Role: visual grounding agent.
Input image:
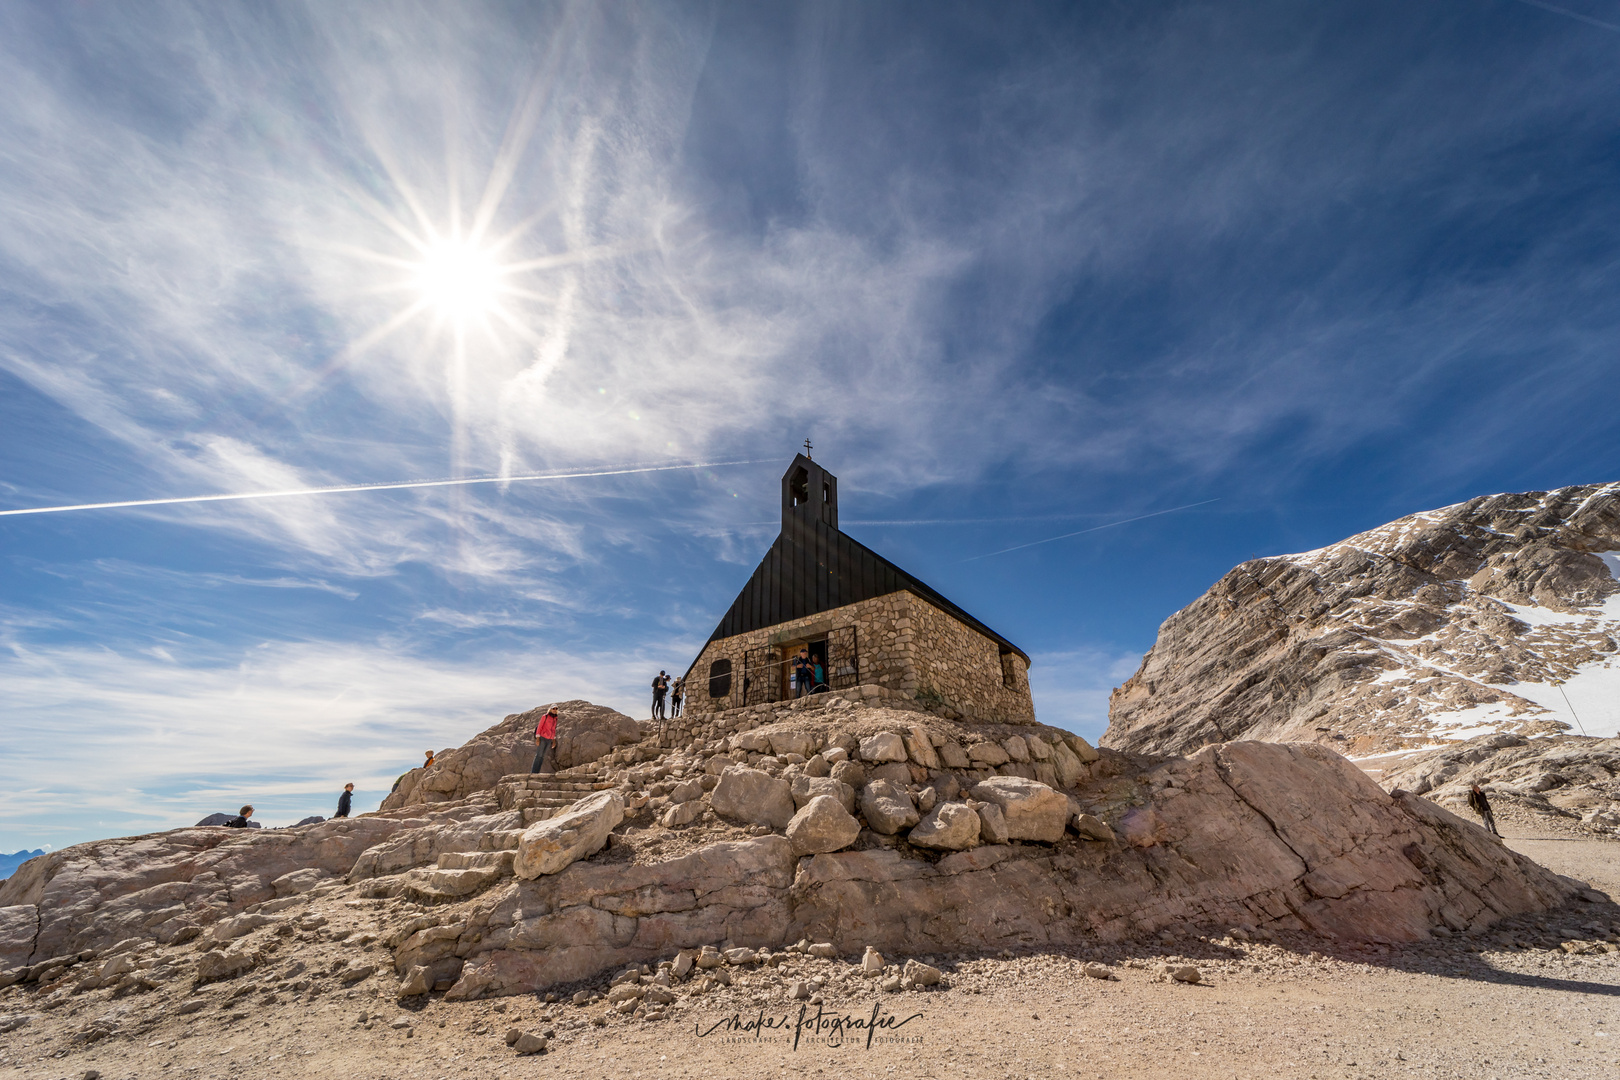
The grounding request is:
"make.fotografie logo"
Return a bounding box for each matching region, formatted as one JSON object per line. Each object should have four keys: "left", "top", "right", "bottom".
{"left": 695, "top": 1001, "right": 925, "bottom": 1050}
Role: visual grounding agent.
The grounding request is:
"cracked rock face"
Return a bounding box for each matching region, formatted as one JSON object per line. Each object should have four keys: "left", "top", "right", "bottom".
{"left": 0, "top": 695, "right": 1590, "bottom": 1004}
{"left": 1104, "top": 482, "right": 1620, "bottom": 757}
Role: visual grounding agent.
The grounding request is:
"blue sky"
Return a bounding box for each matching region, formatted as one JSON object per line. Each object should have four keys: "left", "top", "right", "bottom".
{"left": 3, "top": 0, "right": 1619, "bottom": 851}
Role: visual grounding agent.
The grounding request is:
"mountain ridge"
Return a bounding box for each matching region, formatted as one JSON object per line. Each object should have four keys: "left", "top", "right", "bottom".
{"left": 1102, "top": 482, "right": 1620, "bottom": 757}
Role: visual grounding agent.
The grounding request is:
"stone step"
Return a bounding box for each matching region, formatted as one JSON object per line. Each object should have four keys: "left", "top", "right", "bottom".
{"left": 478, "top": 830, "right": 525, "bottom": 851}
{"left": 437, "top": 850, "right": 517, "bottom": 872}
{"left": 521, "top": 807, "right": 559, "bottom": 825}
{"left": 400, "top": 865, "right": 503, "bottom": 903}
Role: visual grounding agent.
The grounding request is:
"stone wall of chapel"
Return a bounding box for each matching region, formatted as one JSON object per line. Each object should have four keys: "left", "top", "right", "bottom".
{"left": 680, "top": 589, "right": 1034, "bottom": 727}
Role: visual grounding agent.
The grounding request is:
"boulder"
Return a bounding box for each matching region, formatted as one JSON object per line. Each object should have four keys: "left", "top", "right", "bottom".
{"left": 1071, "top": 814, "right": 1116, "bottom": 843}
{"left": 669, "top": 779, "right": 704, "bottom": 804}
{"left": 859, "top": 733, "right": 908, "bottom": 763}
{"left": 975, "top": 801, "right": 1009, "bottom": 844}
{"left": 768, "top": 730, "right": 817, "bottom": 758}
{"left": 790, "top": 775, "right": 857, "bottom": 813}
{"left": 829, "top": 760, "right": 867, "bottom": 790}
{"left": 1067, "top": 735, "right": 1100, "bottom": 763}
{"left": 859, "top": 780, "right": 920, "bottom": 835}
{"left": 661, "top": 802, "right": 703, "bottom": 828}
{"left": 969, "top": 777, "right": 1070, "bottom": 842}
{"left": 1002, "top": 736, "right": 1030, "bottom": 763}
{"left": 514, "top": 791, "right": 625, "bottom": 879}
{"left": 711, "top": 767, "right": 796, "bottom": 829}
{"left": 381, "top": 700, "right": 645, "bottom": 811}
{"left": 907, "top": 803, "right": 980, "bottom": 851}
{"left": 903, "top": 727, "right": 941, "bottom": 770}
{"left": 785, "top": 796, "right": 862, "bottom": 856}
{"left": 901, "top": 959, "right": 942, "bottom": 988}
{"left": 968, "top": 741, "right": 1010, "bottom": 766}
{"left": 938, "top": 741, "right": 970, "bottom": 768}
{"left": 1049, "top": 741, "right": 1086, "bottom": 788}
{"left": 195, "top": 947, "right": 259, "bottom": 983}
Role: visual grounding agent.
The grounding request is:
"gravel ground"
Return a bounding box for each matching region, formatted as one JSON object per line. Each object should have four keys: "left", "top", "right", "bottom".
{"left": 3, "top": 838, "right": 1617, "bottom": 1080}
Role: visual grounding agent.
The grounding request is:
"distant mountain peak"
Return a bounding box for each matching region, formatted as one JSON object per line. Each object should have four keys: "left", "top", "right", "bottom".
{"left": 1102, "top": 482, "right": 1620, "bottom": 756}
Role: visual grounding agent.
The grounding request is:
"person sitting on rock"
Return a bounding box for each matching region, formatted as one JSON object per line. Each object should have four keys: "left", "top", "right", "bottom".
{"left": 531, "top": 705, "right": 559, "bottom": 774}
{"left": 226, "top": 805, "right": 254, "bottom": 828}
{"left": 335, "top": 783, "right": 354, "bottom": 819}
{"left": 1467, "top": 783, "right": 1500, "bottom": 837}
{"left": 423, "top": 749, "right": 435, "bottom": 769}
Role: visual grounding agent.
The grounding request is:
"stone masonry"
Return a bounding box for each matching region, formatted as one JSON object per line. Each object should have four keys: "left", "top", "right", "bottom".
{"left": 682, "top": 589, "right": 1034, "bottom": 726}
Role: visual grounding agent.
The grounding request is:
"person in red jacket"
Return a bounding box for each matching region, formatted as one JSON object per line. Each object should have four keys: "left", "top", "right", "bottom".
{"left": 531, "top": 706, "right": 559, "bottom": 774}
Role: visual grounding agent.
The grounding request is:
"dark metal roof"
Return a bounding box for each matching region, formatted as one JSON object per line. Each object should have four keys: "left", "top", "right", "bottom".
{"left": 696, "top": 455, "right": 1029, "bottom": 664}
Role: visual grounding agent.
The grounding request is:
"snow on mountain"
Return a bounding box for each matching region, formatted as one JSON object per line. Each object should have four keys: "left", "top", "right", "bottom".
{"left": 1103, "top": 483, "right": 1620, "bottom": 756}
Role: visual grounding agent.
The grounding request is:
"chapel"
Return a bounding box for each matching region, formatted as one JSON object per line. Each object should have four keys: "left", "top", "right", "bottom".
{"left": 681, "top": 454, "right": 1035, "bottom": 724}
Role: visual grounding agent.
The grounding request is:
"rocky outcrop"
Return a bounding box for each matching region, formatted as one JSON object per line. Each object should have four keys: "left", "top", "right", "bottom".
{"left": 437, "top": 740, "right": 1582, "bottom": 999}
{"left": 383, "top": 700, "right": 645, "bottom": 811}
{"left": 1377, "top": 733, "right": 1620, "bottom": 834}
{"left": 514, "top": 791, "right": 624, "bottom": 878}
{"left": 1105, "top": 482, "right": 1620, "bottom": 756}
{"left": 0, "top": 694, "right": 1596, "bottom": 1007}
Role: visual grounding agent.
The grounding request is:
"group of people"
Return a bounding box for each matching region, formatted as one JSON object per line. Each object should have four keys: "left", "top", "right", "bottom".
{"left": 651, "top": 672, "right": 685, "bottom": 720}
{"left": 791, "top": 646, "right": 829, "bottom": 697}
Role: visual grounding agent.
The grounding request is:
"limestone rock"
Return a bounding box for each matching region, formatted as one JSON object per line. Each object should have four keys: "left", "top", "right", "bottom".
{"left": 786, "top": 796, "right": 863, "bottom": 856}
{"left": 859, "top": 733, "right": 908, "bottom": 763}
{"left": 768, "top": 730, "right": 817, "bottom": 758}
{"left": 907, "top": 803, "right": 980, "bottom": 851}
{"left": 398, "top": 965, "right": 431, "bottom": 997}
{"left": 195, "top": 948, "right": 258, "bottom": 983}
{"left": 1049, "top": 741, "right": 1086, "bottom": 788}
{"left": 1082, "top": 962, "right": 1114, "bottom": 980}
{"left": 904, "top": 727, "right": 941, "bottom": 770}
{"left": 969, "top": 777, "right": 1069, "bottom": 843}
{"left": 1103, "top": 484, "right": 1620, "bottom": 756}
{"left": 975, "top": 801, "right": 1009, "bottom": 844}
{"left": 514, "top": 791, "right": 625, "bottom": 879}
{"left": 1071, "top": 814, "right": 1115, "bottom": 843}
{"left": 661, "top": 801, "right": 703, "bottom": 828}
{"left": 859, "top": 780, "right": 920, "bottom": 835}
{"left": 901, "top": 959, "right": 941, "bottom": 988}
{"left": 968, "top": 741, "right": 1009, "bottom": 766}
{"left": 1066, "top": 735, "right": 1100, "bottom": 763}
{"left": 789, "top": 775, "right": 857, "bottom": 813}
{"left": 860, "top": 946, "right": 884, "bottom": 975}
{"left": 1161, "top": 963, "right": 1202, "bottom": 984}
{"left": 383, "top": 699, "right": 645, "bottom": 810}
{"left": 1002, "top": 736, "right": 1030, "bottom": 763}
{"left": 711, "top": 766, "right": 796, "bottom": 829}
{"left": 938, "top": 741, "right": 970, "bottom": 768}
{"left": 829, "top": 760, "right": 867, "bottom": 790}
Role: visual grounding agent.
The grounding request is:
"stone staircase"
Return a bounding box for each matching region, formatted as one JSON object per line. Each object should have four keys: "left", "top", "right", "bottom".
{"left": 495, "top": 773, "right": 620, "bottom": 825}
{"left": 399, "top": 775, "right": 621, "bottom": 904}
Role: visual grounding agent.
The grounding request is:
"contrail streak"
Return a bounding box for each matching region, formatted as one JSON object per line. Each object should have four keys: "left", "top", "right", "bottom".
{"left": 960, "top": 499, "right": 1220, "bottom": 561}
{"left": 1506, "top": 0, "right": 1620, "bottom": 34}
{"left": 0, "top": 460, "right": 761, "bottom": 518}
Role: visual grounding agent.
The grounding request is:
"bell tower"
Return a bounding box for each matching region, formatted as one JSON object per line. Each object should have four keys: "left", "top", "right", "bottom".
{"left": 781, "top": 452, "right": 837, "bottom": 530}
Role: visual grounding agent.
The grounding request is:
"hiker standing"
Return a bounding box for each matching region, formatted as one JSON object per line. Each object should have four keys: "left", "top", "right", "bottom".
{"left": 531, "top": 706, "right": 559, "bottom": 774}
{"left": 1467, "top": 783, "right": 1501, "bottom": 837}
{"left": 335, "top": 783, "right": 354, "bottom": 819}
{"left": 792, "top": 647, "right": 813, "bottom": 698}
{"left": 652, "top": 671, "right": 669, "bottom": 720}
{"left": 670, "top": 675, "right": 685, "bottom": 717}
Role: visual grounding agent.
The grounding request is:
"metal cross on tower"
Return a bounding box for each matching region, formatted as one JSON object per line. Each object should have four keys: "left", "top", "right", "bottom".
{"left": 803, "top": 437, "right": 813, "bottom": 459}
